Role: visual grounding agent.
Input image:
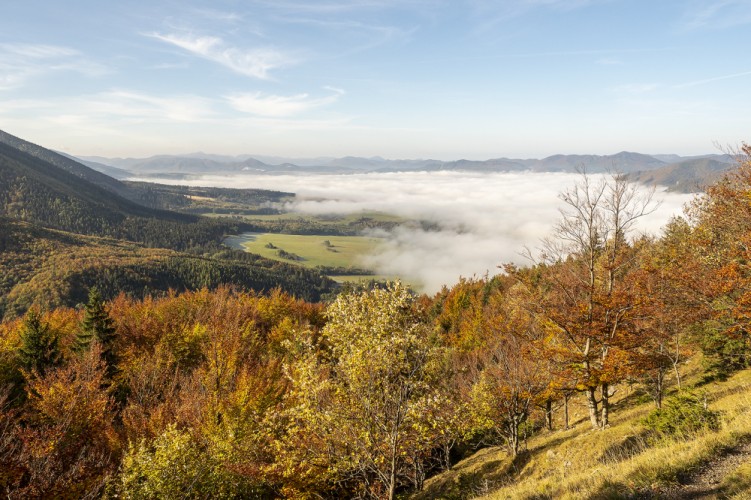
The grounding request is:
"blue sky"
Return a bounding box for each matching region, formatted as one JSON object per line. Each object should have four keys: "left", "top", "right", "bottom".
{"left": 1, "top": 0, "right": 749, "bottom": 159}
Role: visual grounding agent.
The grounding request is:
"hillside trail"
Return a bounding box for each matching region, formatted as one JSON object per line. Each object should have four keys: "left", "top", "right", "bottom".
{"left": 659, "top": 439, "right": 751, "bottom": 499}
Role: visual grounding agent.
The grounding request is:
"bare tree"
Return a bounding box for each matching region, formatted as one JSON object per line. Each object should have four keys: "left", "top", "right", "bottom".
{"left": 529, "top": 169, "right": 658, "bottom": 429}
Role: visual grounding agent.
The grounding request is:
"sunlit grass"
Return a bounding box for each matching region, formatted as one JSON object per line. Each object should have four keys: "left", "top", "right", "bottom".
{"left": 226, "top": 232, "right": 384, "bottom": 269}
{"left": 417, "top": 365, "right": 751, "bottom": 500}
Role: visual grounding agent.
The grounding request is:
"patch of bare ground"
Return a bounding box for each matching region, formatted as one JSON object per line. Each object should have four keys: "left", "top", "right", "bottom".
{"left": 652, "top": 439, "right": 751, "bottom": 499}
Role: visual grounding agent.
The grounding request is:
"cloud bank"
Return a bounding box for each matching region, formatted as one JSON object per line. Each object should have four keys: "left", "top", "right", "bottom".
{"left": 143, "top": 171, "right": 694, "bottom": 293}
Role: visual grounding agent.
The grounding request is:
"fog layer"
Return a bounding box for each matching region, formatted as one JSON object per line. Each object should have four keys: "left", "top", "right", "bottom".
{"left": 139, "top": 172, "right": 695, "bottom": 292}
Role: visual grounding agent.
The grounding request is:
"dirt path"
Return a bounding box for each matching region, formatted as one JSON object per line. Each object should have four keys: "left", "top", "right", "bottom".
{"left": 660, "top": 440, "right": 751, "bottom": 499}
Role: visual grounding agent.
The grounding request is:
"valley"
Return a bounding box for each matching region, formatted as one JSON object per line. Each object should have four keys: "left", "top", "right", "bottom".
{"left": 2, "top": 127, "right": 751, "bottom": 499}
{"left": 3, "top": 1, "right": 749, "bottom": 497}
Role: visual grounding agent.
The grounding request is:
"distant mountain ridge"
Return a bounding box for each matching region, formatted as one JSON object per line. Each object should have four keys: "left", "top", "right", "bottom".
{"left": 81, "top": 151, "right": 732, "bottom": 182}
{"left": 79, "top": 150, "right": 737, "bottom": 191}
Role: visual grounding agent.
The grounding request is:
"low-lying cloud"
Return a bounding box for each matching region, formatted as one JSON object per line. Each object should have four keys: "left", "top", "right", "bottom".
{"left": 142, "top": 171, "right": 695, "bottom": 293}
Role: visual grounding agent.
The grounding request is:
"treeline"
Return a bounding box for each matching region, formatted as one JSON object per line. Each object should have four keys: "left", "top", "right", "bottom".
{"left": 236, "top": 216, "right": 402, "bottom": 237}
{"left": 123, "top": 181, "right": 292, "bottom": 214}
{"left": 0, "top": 147, "right": 750, "bottom": 498}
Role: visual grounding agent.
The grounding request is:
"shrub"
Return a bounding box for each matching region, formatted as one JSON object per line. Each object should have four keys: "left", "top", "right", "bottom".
{"left": 642, "top": 391, "right": 719, "bottom": 438}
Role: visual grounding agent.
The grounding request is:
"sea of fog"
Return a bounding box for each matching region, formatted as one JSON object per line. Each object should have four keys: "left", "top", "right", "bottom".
{"left": 133, "top": 171, "right": 696, "bottom": 293}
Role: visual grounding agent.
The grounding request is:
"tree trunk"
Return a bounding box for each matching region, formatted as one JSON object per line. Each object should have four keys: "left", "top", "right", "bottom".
{"left": 442, "top": 441, "right": 453, "bottom": 471}
{"left": 655, "top": 368, "right": 664, "bottom": 409}
{"left": 600, "top": 383, "right": 609, "bottom": 428}
{"left": 585, "top": 386, "right": 600, "bottom": 429}
{"left": 412, "top": 457, "right": 425, "bottom": 491}
{"left": 388, "top": 463, "right": 396, "bottom": 500}
{"left": 508, "top": 417, "right": 519, "bottom": 457}
{"left": 545, "top": 398, "right": 553, "bottom": 431}
{"left": 673, "top": 358, "right": 682, "bottom": 390}
{"left": 563, "top": 393, "right": 570, "bottom": 430}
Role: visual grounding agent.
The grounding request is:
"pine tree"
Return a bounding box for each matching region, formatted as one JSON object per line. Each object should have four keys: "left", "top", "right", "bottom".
{"left": 18, "top": 308, "right": 61, "bottom": 376}
{"left": 75, "top": 287, "right": 118, "bottom": 377}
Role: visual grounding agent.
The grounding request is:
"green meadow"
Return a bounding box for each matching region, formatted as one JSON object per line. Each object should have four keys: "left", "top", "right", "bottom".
{"left": 223, "top": 211, "right": 411, "bottom": 284}
{"left": 225, "top": 232, "right": 389, "bottom": 276}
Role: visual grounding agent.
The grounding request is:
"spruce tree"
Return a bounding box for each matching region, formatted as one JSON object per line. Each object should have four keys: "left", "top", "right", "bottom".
{"left": 18, "top": 308, "right": 61, "bottom": 375}
{"left": 76, "top": 287, "right": 118, "bottom": 377}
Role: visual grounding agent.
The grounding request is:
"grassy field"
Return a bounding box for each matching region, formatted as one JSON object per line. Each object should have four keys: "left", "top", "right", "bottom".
{"left": 226, "top": 232, "right": 382, "bottom": 270}
{"left": 221, "top": 210, "right": 412, "bottom": 284}
{"left": 416, "top": 358, "right": 751, "bottom": 499}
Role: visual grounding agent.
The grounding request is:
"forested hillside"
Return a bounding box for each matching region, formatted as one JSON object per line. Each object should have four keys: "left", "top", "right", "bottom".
{"left": 0, "top": 131, "right": 337, "bottom": 314}
{"left": 0, "top": 145, "right": 750, "bottom": 498}
{"left": 0, "top": 139, "right": 236, "bottom": 248}
{"left": 0, "top": 129, "right": 132, "bottom": 198}
{"left": 0, "top": 217, "right": 334, "bottom": 318}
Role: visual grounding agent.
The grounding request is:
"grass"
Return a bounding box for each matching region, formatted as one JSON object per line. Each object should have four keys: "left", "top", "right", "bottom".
{"left": 416, "top": 361, "right": 751, "bottom": 500}
{"left": 225, "top": 233, "right": 383, "bottom": 270}
{"left": 722, "top": 460, "right": 751, "bottom": 498}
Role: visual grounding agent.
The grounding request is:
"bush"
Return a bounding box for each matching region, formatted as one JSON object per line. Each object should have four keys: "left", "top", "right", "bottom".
{"left": 642, "top": 391, "right": 720, "bottom": 438}
{"left": 116, "top": 425, "right": 237, "bottom": 499}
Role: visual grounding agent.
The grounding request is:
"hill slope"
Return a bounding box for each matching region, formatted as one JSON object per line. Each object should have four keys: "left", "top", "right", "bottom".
{"left": 629, "top": 157, "right": 732, "bottom": 193}
{"left": 0, "top": 216, "right": 335, "bottom": 319}
{"left": 0, "top": 129, "right": 133, "bottom": 197}
{"left": 0, "top": 130, "right": 337, "bottom": 314}
{"left": 0, "top": 136, "right": 249, "bottom": 250}
{"left": 416, "top": 366, "right": 751, "bottom": 499}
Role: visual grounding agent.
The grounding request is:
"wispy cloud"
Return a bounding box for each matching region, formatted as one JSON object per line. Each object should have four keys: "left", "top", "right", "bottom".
{"left": 247, "top": 0, "right": 439, "bottom": 14}
{"left": 0, "top": 89, "right": 350, "bottom": 133}
{"left": 468, "top": 0, "right": 608, "bottom": 32}
{"left": 674, "top": 69, "right": 751, "bottom": 88}
{"left": 148, "top": 32, "right": 295, "bottom": 79}
{"left": 596, "top": 57, "right": 623, "bottom": 66}
{"left": 0, "top": 43, "right": 107, "bottom": 90}
{"left": 191, "top": 8, "right": 243, "bottom": 23}
{"left": 677, "top": 0, "right": 751, "bottom": 30}
{"left": 279, "top": 17, "right": 416, "bottom": 52}
{"left": 612, "top": 83, "right": 660, "bottom": 94}
{"left": 226, "top": 88, "right": 344, "bottom": 117}
{"left": 2, "top": 91, "right": 217, "bottom": 123}
{"left": 86, "top": 90, "right": 216, "bottom": 122}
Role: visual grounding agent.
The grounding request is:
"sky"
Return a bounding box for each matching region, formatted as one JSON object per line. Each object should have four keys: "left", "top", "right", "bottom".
{"left": 1, "top": 0, "right": 750, "bottom": 159}
{"left": 142, "top": 171, "right": 694, "bottom": 292}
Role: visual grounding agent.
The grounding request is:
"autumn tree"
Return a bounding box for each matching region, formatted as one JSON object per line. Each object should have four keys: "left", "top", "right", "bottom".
{"left": 8, "top": 344, "right": 119, "bottom": 497}
{"left": 684, "top": 144, "right": 751, "bottom": 378}
{"left": 458, "top": 281, "right": 548, "bottom": 456}
{"left": 521, "top": 170, "right": 657, "bottom": 429}
{"left": 469, "top": 334, "right": 546, "bottom": 456}
{"left": 280, "top": 282, "right": 447, "bottom": 499}
{"left": 630, "top": 218, "right": 703, "bottom": 407}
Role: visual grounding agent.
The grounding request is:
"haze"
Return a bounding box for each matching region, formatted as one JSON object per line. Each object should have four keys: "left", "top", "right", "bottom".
{"left": 136, "top": 172, "right": 695, "bottom": 292}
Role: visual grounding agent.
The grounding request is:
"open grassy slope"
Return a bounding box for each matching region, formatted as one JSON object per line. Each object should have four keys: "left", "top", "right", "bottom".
{"left": 226, "top": 233, "right": 383, "bottom": 269}
{"left": 417, "top": 363, "right": 751, "bottom": 499}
